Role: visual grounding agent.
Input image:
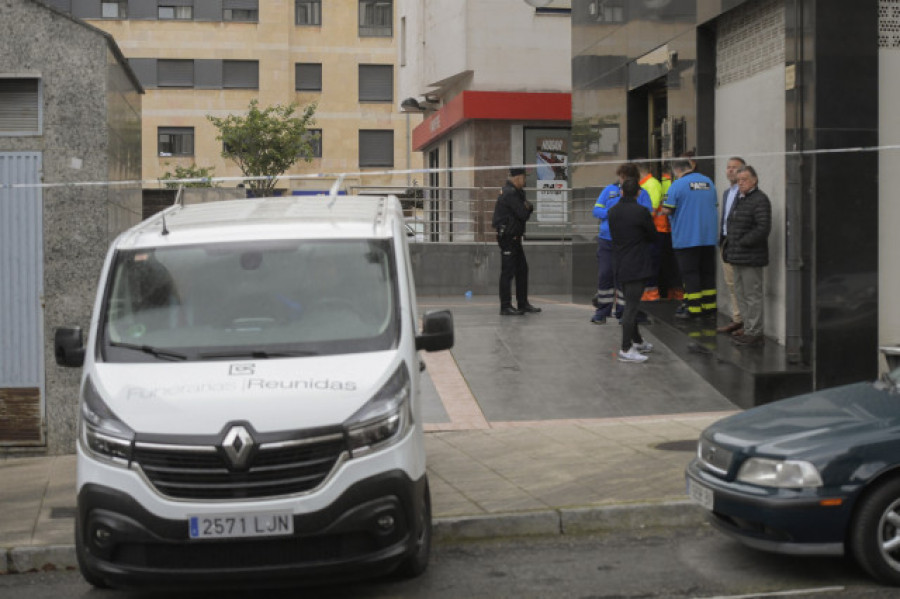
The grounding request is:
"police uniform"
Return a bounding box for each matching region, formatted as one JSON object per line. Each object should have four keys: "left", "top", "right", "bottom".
{"left": 662, "top": 171, "right": 718, "bottom": 318}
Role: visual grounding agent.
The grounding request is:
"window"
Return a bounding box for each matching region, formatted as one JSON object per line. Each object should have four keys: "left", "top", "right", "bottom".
{"left": 158, "top": 127, "right": 194, "bottom": 156}
{"left": 296, "top": 0, "right": 321, "bottom": 25}
{"left": 101, "top": 1, "right": 126, "bottom": 18}
{"left": 359, "top": 0, "right": 392, "bottom": 37}
{"left": 224, "top": 9, "right": 257, "bottom": 21}
{"left": 295, "top": 63, "right": 322, "bottom": 92}
{"left": 358, "top": 65, "right": 392, "bottom": 102}
{"left": 223, "top": 61, "right": 259, "bottom": 89}
{"left": 159, "top": 5, "right": 193, "bottom": 20}
{"left": 0, "top": 78, "right": 41, "bottom": 135}
{"left": 359, "top": 130, "right": 393, "bottom": 167}
{"left": 157, "top": 60, "right": 194, "bottom": 87}
{"left": 304, "top": 129, "right": 322, "bottom": 158}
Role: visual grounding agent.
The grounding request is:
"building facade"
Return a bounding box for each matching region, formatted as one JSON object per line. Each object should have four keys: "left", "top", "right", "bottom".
{"left": 571, "top": 0, "right": 885, "bottom": 391}
{"left": 47, "top": 0, "right": 415, "bottom": 196}
{"left": 397, "top": 0, "right": 572, "bottom": 241}
{"left": 0, "top": 0, "right": 142, "bottom": 453}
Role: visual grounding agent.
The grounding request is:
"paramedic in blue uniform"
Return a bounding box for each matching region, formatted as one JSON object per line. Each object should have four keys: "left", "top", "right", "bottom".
{"left": 660, "top": 157, "right": 718, "bottom": 319}
{"left": 590, "top": 163, "right": 653, "bottom": 325}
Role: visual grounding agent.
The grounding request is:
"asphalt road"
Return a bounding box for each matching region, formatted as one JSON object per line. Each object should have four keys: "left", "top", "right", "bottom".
{"left": 2, "top": 526, "right": 897, "bottom": 599}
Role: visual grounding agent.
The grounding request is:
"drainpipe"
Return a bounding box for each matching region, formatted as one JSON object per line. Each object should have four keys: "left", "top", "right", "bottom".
{"left": 784, "top": 0, "right": 805, "bottom": 364}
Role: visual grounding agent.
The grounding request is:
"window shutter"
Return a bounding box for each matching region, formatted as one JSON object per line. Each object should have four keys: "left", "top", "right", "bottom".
{"left": 223, "top": 61, "right": 258, "bottom": 88}
{"left": 127, "top": 58, "right": 158, "bottom": 88}
{"left": 194, "top": 59, "right": 223, "bottom": 89}
{"left": 0, "top": 79, "right": 40, "bottom": 134}
{"left": 358, "top": 65, "right": 392, "bottom": 102}
{"left": 223, "top": 0, "right": 257, "bottom": 8}
{"left": 157, "top": 60, "right": 194, "bottom": 87}
{"left": 359, "top": 130, "right": 393, "bottom": 167}
{"left": 295, "top": 63, "right": 322, "bottom": 91}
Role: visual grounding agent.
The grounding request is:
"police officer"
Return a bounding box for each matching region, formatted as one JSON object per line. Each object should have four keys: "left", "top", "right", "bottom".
{"left": 493, "top": 167, "right": 541, "bottom": 316}
{"left": 660, "top": 157, "right": 718, "bottom": 319}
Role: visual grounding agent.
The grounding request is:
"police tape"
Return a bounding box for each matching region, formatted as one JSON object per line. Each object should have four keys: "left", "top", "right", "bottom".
{"left": 2, "top": 143, "right": 899, "bottom": 190}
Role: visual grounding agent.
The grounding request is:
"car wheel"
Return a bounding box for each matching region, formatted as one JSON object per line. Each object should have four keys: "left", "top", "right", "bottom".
{"left": 75, "top": 516, "right": 110, "bottom": 589}
{"left": 850, "top": 476, "right": 900, "bottom": 585}
{"left": 395, "top": 477, "right": 432, "bottom": 579}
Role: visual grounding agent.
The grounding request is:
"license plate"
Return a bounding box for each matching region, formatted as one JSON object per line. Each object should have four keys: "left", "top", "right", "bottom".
{"left": 687, "top": 479, "right": 714, "bottom": 511}
{"left": 189, "top": 511, "right": 294, "bottom": 540}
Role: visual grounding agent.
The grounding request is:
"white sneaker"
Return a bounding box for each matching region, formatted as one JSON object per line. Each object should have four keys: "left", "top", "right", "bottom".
{"left": 618, "top": 347, "right": 649, "bottom": 363}
{"left": 633, "top": 341, "right": 654, "bottom": 354}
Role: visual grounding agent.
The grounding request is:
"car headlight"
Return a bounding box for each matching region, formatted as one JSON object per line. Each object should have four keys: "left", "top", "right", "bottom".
{"left": 344, "top": 363, "right": 412, "bottom": 458}
{"left": 737, "top": 457, "right": 823, "bottom": 488}
{"left": 80, "top": 377, "right": 134, "bottom": 465}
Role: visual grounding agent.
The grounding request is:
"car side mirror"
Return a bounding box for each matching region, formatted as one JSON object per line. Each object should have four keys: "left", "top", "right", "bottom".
{"left": 415, "top": 310, "right": 454, "bottom": 352}
{"left": 55, "top": 327, "right": 85, "bottom": 367}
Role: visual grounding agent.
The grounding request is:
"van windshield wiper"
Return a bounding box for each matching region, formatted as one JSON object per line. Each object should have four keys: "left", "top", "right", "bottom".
{"left": 198, "top": 350, "right": 319, "bottom": 360}
{"left": 109, "top": 341, "right": 188, "bottom": 361}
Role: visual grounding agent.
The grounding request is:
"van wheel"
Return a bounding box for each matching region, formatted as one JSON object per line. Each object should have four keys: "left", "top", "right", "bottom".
{"left": 75, "top": 516, "right": 110, "bottom": 589}
{"left": 396, "top": 477, "right": 432, "bottom": 579}
{"left": 850, "top": 476, "right": 900, "bottom": 586}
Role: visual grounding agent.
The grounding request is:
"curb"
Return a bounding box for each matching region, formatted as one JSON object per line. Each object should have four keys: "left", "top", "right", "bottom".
{"left": 1, "top": 501, "right": 706, "bottom": 575}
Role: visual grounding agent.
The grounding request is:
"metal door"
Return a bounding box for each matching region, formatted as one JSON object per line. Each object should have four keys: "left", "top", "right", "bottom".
{"left": 0, "top": 152, "right": 44, "bottom": 445}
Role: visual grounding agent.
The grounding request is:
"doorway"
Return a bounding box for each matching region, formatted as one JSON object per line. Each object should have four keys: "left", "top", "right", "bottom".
{"left": 628, "top": 76, "right": 668, "bottom": 174}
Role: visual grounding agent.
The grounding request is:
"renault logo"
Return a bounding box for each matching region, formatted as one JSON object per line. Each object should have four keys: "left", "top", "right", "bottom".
{"left": 222, "top": 425, "right": 255, "bottom": 470}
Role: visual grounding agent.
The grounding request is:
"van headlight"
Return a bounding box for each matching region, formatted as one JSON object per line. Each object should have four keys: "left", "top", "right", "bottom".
{"left": 737, "top": 457, "right": 823, "bottom": 488}
{"left": 80, "top": 377, "right": 134, "bottom": 465}
{"left": 345, "top": 364, "right": 412, "bottom": 458}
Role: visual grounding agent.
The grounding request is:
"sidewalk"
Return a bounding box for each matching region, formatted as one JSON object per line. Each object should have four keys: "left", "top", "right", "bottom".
{"left": 0, "top": 296, "right": 738, "bottom": 574}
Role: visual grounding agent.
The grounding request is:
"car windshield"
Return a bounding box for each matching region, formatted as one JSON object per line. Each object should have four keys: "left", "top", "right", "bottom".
{"left": 101, "top": 238, "right": 398, "bottom": 362}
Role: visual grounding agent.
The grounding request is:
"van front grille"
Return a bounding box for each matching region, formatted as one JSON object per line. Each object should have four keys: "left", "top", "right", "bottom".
{"left": 132, "top": 434, "right": 347, "bottom": 500}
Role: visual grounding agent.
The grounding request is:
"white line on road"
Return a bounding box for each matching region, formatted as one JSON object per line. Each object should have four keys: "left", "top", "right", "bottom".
{"left": 697, "top": 586, "right": 846, "bottom": 599}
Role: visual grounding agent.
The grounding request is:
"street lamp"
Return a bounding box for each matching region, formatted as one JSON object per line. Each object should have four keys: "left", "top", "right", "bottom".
{"left": 400, "top": 98, "right": 428, "bottom": 187}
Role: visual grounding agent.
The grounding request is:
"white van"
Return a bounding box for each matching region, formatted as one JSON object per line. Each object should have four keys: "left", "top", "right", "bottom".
{"left": 54, "top": 195, "right": 454, "bottom": 589}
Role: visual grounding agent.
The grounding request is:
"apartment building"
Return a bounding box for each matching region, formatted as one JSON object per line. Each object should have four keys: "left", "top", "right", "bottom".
{"left": 45, "top": 0, "right": 416, "bottom": 196}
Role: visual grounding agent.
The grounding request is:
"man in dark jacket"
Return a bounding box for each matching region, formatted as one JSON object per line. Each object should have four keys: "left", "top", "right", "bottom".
{"left": 492, "top": 167, "right": 541, "bottom": 316}
{"left": 609, "top": 178, "right": 657, "bottom": 362}
{"left": 724, "top": 165, "right": 771, "bottom": 347}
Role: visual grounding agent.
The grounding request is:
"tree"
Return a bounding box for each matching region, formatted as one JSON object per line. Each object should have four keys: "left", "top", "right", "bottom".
{"left": 208, "top": 99, "right": 318, "bottom": 196}
{"left": 160, "top": 163, "right": 217, "bottom": 189}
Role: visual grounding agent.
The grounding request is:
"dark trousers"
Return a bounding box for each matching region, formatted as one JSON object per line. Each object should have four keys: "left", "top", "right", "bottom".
{"left": 675, "top": 245, "right": 717, "bottom": 317}
{"left": 656, "top": 232, "right": 681, "bottom": 296}
{"left": 620, "top": 279, "right": 646, "bottom": 351}
{"left": 499, "top": 237, "right": 529, "bottom": 309}
{"left": 595, "top": 238, "right": 623, "bottom": 319}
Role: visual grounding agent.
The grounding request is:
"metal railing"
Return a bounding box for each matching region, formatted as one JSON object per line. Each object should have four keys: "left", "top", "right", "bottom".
{"left": 348, "top": 184, "right": 599, "bottom": 243}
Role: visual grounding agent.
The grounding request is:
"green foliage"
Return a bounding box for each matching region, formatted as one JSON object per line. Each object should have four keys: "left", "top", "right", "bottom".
{"left": 207, "top": 99, "right": 318, "bottom": 196}
{"left": 160, "top": 163, "right": 217, "bottom": 189}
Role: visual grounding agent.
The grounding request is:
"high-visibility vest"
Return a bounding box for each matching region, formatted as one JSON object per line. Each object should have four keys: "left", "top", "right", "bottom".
{"left": 654, "top": 174, "right": 673, "bottom": 233}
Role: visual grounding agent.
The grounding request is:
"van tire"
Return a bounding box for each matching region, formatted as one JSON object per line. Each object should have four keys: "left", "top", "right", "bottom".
{"left": 396, "top": 477, "right": 432, "bottom": 579}
{"left": 75, "top": 515, "right": 111, "bottom": 589}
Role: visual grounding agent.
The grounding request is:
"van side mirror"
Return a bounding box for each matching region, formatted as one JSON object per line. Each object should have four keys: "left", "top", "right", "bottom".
{"left": 415, "top": 310, "right": 454, "bottom": 352}
{"left": 55, "top": 327, "right": 85, "bottom": 367}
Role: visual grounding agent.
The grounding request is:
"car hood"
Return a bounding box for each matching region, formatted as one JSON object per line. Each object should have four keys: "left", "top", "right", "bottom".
{"left": 707, "top": 381, "right": 900, "bottom": 459}
{"left": 91, "top": 351, "right": 399, "bottom": 436}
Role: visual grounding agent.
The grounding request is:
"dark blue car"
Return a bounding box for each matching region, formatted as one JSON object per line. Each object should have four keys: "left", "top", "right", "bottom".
{"left": 685, "top": 348, "right": 900, "bottom": 585}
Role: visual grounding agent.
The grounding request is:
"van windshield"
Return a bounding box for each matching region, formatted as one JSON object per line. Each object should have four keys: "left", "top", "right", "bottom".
{"left": 100, "top": 239, "right": 399, "bottom": 362}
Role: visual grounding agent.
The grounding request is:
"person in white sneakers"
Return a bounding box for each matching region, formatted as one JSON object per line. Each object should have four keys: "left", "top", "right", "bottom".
{"left": 608, "top": 178, "right": 657, "bottom": 363}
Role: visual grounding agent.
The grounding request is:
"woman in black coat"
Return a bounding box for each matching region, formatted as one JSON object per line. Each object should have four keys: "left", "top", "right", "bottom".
{"left": 608, "top": 178, "right": 657, "bottom": 363}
